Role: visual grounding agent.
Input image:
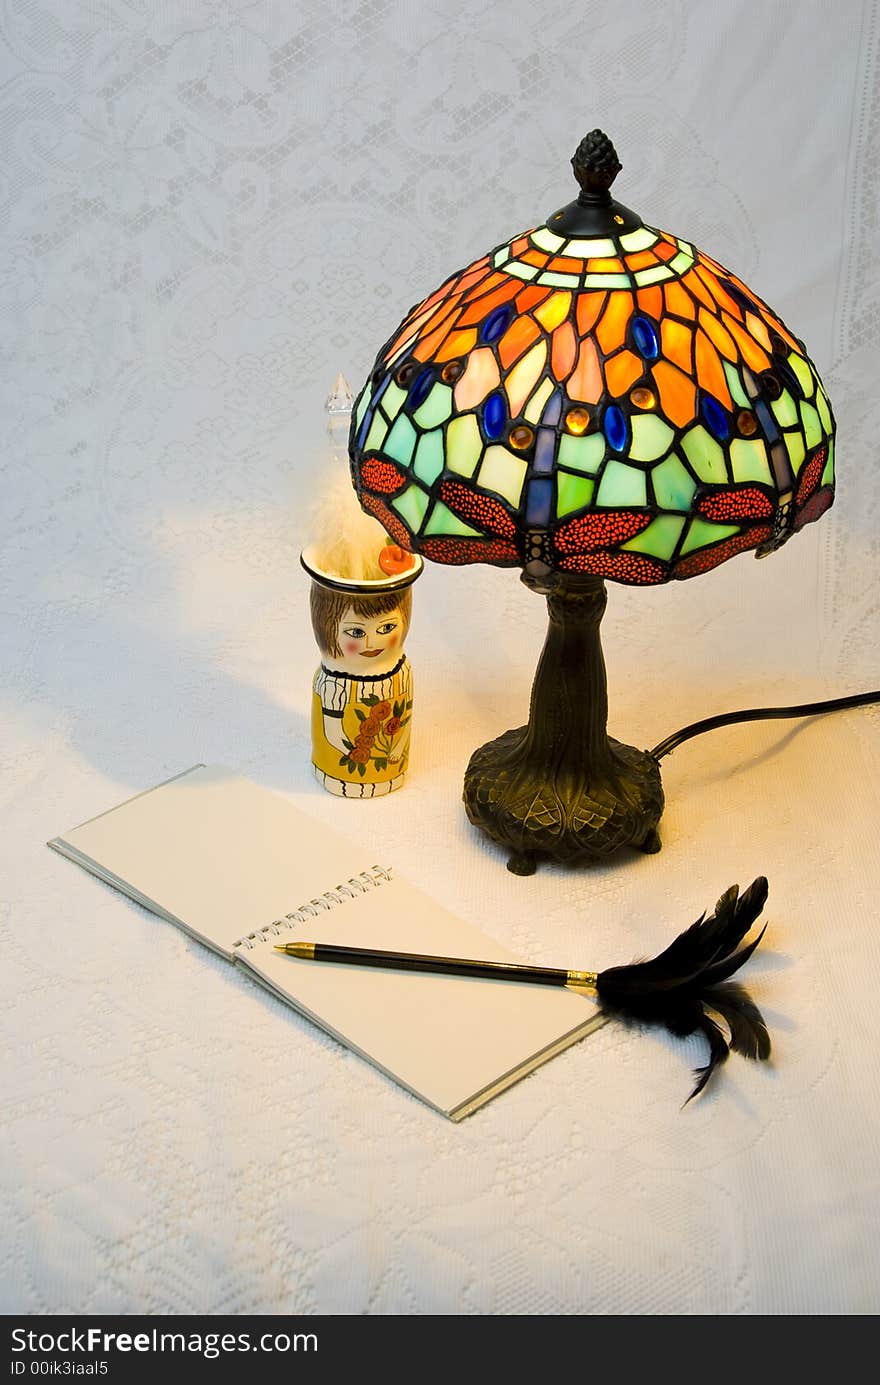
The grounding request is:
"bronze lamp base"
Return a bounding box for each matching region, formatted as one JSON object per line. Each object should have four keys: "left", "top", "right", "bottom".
{"left": 463, "top": 574, "right": 664, "bottom": 875}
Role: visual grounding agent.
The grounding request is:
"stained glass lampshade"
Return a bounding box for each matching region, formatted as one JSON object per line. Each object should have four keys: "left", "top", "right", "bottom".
{"left": 348, "top": 130, "right": 836, "bottom": 874}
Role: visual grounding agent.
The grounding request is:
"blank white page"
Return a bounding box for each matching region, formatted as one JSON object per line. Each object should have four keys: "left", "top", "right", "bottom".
{"left": 238, "top": 875, "right": 604, "bottom": 1120}
{"left": 48, "top": 765, "right": 379, "bottom": 958}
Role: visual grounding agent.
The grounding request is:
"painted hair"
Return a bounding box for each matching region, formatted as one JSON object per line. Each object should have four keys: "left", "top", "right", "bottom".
{"left": 310, "top": 584, "right": 411, "bottom": 659}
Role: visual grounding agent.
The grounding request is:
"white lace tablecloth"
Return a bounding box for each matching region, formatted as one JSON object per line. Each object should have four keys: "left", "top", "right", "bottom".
{"left": 2, "top": 1, "right": 879, "bottom": 1315}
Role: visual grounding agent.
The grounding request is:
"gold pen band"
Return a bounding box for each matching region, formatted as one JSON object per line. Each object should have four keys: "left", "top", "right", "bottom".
{"left": 275, "top": 941, "right": 315, "bottom": 959}
{"left": 566, "top": 969, "right": 598, "bottom": 988}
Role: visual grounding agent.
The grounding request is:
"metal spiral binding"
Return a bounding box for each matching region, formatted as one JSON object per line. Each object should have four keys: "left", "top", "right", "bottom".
{"left": 233, "top": 865, "right": 392, "bottom": 951}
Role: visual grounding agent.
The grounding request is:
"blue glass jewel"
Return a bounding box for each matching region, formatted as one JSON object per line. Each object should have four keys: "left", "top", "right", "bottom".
{"left": 481, "top": 304, "right": 514, "bottom": 344}
{"left": 604, "top": 404, "right": 627, "bottom": 452}
{"left": 525, "top": 477, "right": 554, "bottom": 527}
{"left": 409, "top": 368, "right": 434, "bottom": 411}
{"left": 701, "top": 394, "right": 730, "bottom": 441}
{"left": 483, "top": 391, "right": 507, "bottom": 440}
{"left": 631, "top": 316, "right": 659, "bottom": 360}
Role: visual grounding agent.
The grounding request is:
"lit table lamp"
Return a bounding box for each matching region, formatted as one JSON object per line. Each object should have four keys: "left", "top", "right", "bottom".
{"left": 348, "top": 131, "right": 836, "bottom": 874}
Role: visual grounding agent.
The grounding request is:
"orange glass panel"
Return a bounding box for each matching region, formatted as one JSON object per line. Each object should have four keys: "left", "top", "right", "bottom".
{"left": 566, "top": 338, "right": 603, "bottom": 403}
{"left": 511, "top": 234, "right": 531, "bottom": 255}
{"left": 506, "top": 341, "right": 547, "bottom": 415}
{"left": 654, "top": 240, "right": 677, "bottom": 262}
{"left": 636, "top": 285, "right": 663, "bottom": 318}
{"left": 660, "top": 318, "right": 693, "bottom": 373}
{"left": 652, "top": 360, "right": 697, "bottom": 427}
{"left": 680, "top": 268, "right": 715, "bottom": 312}
{"left": 745, "top": 311, "right": 772, "bottom": 351}
{"left": 551, "top": 321, "right": 577, "bottom": 380}
{"left": 694, "top": 265, "right": 742, "bottom": 319}
{"left": 658, "top": 230, "right": 676, "bottom": 244}
{"left": 586, "top": 256, "right": 624, "bottom": 273}
{"left": 415, "top": 309, "right": 462, "bottom": 361}
{"left": 458, "top": 281, "right": 520, "bottom": 327}
{"left": 575, "top": 291, "right": 607, "bottom": 336}
{"left": 499, "top": 315, "right": 541, "bottom": 369}
{"left": 522, "top": 249, "right": 550, "bottom": 268}
{"left": 535, "top": 291, "right": 572, "bottom": 331}
{"left": 436, "top": 328, "right": 478, "bottom": 361}
{"left": 624, "top": 250, "right": 658, "bottom": 271}
{"left": 515, "top": 285, "right": 553, "bottom": 312}
{"left": 454, "top": 347, "right": 500, "bottom": 410}
{"left": 664, "top": 280, "right": 696, "bottom": 320}
{"left": 461, "top": 270, "right": 505, "bottom": 303}
{"left": 605, "top": 349, "right": 642, "bottom": 397}
{"left": 548, "top": 255, "right": 586, "bottom": 274}
{"left": 457, "top": 266, "right": 498, "bottom": 299}
{"left": 698, "top": 308, "right": 737, "bottom": 361}
{"left": 694, "top": 329, "right": 732, "bottom": 408}
{"left": 722, "top": 312, "right": 772, "bottom": 372}
{"left": 595, "top": 291, "right": 634, "bottom": 354}
{"left": 416, "top": 296, "right": 461, "bottom": 343}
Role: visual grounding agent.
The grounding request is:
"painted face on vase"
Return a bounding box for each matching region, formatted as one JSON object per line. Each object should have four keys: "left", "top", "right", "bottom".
{"left": 331, "top": 603, "right": 404, "bottom": 677}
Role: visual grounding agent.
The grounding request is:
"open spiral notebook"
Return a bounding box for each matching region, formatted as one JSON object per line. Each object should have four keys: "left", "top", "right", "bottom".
{"left": 48, "top": 764, "right": 605, "bottom": 1120}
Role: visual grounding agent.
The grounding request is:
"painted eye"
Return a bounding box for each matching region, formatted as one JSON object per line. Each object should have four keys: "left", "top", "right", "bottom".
{"left": 376, "top": 622, "right": 398, "bottom": 636}
{"left": 343, "top": 627, "right": 366, "bottom": 639}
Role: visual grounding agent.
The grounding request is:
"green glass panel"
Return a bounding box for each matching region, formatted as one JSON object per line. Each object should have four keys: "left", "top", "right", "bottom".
{"left": 723, "top": 361, "right": 750, "bottom": 409}
{"left": 413, "top": 429, "right": 445, "bottom": 486}
{"left": 629, "top": 414, "right": 674, "bottom": 462}
{"left": 676, "top": 239, "right": 695, "bottom": 256}
{"left": 424, "top": 500, "right": 480, "bottom": 538}
{"left": 381, "top": 380, "right": 408, "bottom": 423}
{"left": 730, "top": 438, "right": 773, "bottom": 485}
{"left": 392, "top": 484, "right": 429, "bottom": 532}
{"left": 364, "top": 410, "right": 389, "bottom": 453}
{"left": 619, "top": 227, "right": 656, "bottom": 252}
{"left": 493, "top": 246, "right": 509, "bottom": 267}
{"left": 816, "top": 387, "right": 832, "bottom": 435}
{"left": 384, "top": 414, "right": 416, "bottom": 467}
{"left": 584, "top": 272, "right": 632, "bottom": 288}
{"left": 822, "top": 437, "right": 835, "bottom": 487}
{"left": 557, "top": 432, "right": 605, "bottom": 475}
{"left": 783, "top": 430, "right": 806, "bottom": 475}
{"left": 446, "top": 414, "right": 482, "bottom": 478}
{"left": 681, "top": 425, "right": 727, "bottom": 484}
{"left": 532, "top": 226, "right": 565, "bottom": 252}
{"left": 414, "top": 383, "right": 452, "bottom": 429}
{"left": 680, "top": 516, "right": 739, "bottom": 555}
{"left": 623, "top": 514, "right": 685, "bottom": 559}
{"left": 505, "top": 261, "right": 538, "bottom": 281}
{"left": 538, "top": 271, "right": 581, "bottom": 288}
{"left": 354, "top": 387, "right": 370, "bottom": 428}
{"left": 801, "top": 400, "right": 822, "bottom": 448}
{"left": 668, "top": 251, "right": 694, "bottom": 274}
{"left": 524, "top": 377, "right": 554, "bottom": 424}
{"left": 556, "top": 471, "right": 595, "bottom": 516}
{"left": 789, "top": 354, "right": 814, "bottom": 397}
{"left": 634, "top": 265, "right": 673, "bottom": 286}
{"left": 771, "top": 390, "right": 798, "bottom": 427}
{"left": 652, "top": 453, "right": 697, "bottom": 510}
{"left": 478, "top": 445, "right": 527, "bottom": 507}
{"left": 566, "top": 236, "right": 615, "bottom": 257}
{"left": 597, "top": 460, "right": 646, "bottom": 507}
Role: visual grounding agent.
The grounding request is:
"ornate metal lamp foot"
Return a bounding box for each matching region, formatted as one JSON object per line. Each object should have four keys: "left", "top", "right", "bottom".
{"left": 463, "top": 575, "right": 664, "bottom": 872}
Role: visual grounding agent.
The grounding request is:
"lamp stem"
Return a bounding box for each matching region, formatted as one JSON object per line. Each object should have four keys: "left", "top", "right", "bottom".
{"left": 463, "top": 574, "right": 663, "bottom": 874}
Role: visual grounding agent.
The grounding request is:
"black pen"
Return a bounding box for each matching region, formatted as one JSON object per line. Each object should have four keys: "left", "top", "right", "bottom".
{"left": 273, "top": 940, "right": 598, "bottom": 988}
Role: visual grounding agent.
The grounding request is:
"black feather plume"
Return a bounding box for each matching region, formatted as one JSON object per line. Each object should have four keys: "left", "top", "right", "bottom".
{"left": 596, "top": 877, "right": 771, "bottom": 1102}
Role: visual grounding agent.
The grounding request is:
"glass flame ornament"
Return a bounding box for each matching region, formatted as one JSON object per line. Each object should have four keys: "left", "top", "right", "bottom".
{"left": 349, "top": 130, "right": 836, "bottom": 872}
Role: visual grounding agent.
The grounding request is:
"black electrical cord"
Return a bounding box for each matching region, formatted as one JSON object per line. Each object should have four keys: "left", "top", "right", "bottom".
{"left": 650, "top": 688, "right": 880, "bottom": 761}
